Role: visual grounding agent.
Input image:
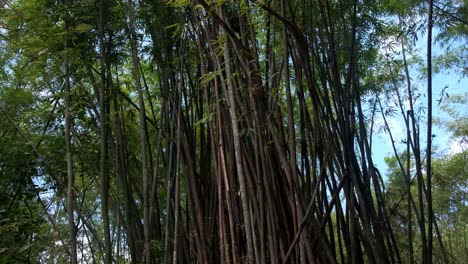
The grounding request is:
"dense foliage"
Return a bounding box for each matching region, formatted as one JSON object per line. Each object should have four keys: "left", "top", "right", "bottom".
{"left": 0, "top": 0, "right": 466, "bottom": 263}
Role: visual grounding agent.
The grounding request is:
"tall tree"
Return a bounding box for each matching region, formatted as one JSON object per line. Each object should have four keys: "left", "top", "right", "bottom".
{"left": 98, "top": 0, "right": 112, "bottom": 261}
{"left": 64, "top": 0, "right": 77, "bottom": 262}
{"left": 126, "top": 0, "right": 151, "bottom": 262}
{"left": 426, "top": 0, "right": 435, "bottom": 262}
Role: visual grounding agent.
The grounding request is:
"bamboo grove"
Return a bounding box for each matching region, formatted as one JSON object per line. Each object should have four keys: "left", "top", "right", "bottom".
{"left": 0, "top": 0, "right": 466, "bottom": 263}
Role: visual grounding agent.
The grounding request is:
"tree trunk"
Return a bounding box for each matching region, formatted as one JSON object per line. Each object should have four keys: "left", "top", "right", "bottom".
{"left": 64, "top": 2, "right": 78, "bottom": 262}
{"left": 126, "top": 0, "right": 151, "bottom": 262}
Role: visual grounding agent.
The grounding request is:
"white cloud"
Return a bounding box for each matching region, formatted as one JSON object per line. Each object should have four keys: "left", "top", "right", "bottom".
{"left": 447, "top": 137, "right": 467, "bottom": 155}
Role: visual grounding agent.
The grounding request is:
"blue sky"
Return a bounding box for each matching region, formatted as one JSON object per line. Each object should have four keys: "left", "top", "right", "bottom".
{"left": 370, "top": 30, "right": 467, "bottom": 178}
